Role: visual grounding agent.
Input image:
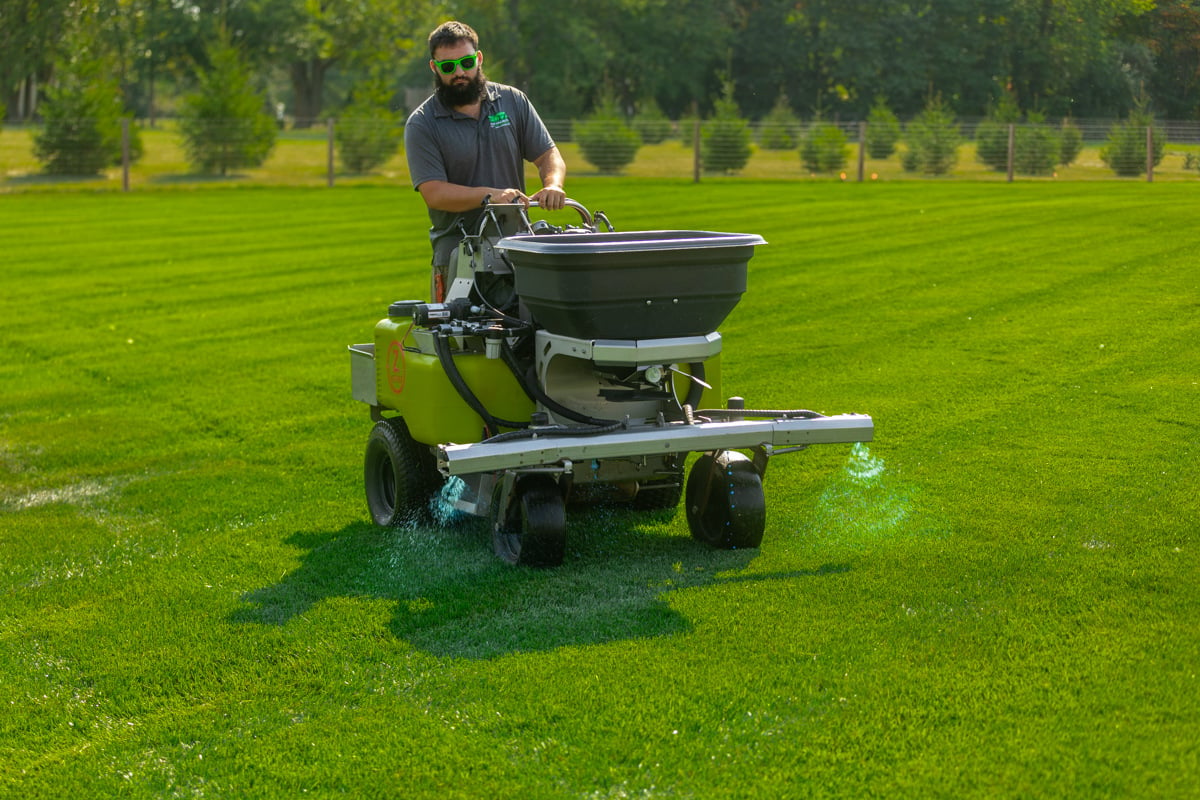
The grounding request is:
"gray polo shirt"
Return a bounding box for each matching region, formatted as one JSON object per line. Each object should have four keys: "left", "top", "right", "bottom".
{"left": 405, "top": 82, "right": 556, "bottom": 265}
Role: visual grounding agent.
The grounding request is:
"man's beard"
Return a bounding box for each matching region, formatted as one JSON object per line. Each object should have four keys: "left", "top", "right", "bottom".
{"left": 435, "top": 70, "right": 486, "bottom": 108}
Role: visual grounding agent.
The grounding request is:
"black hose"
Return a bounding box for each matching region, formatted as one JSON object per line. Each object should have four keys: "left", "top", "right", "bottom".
{"left": 524, "top": 362, "right": 624, "bottom": 426}
{"left": 498, "top": 337, "right": 540, "bottom": 404}
{"left": 433, "top": 331, "right": 529, "bottom": 435}
{"left": 480, "top": 297, "right": 532, "bottom": 330}
{"left": 496, "top": 338, "right": 622, "bottom": 427}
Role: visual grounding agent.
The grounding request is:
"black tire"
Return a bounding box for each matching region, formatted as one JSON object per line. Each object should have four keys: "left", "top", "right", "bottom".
{"left": 494, "top": 476, "right": 567, "bottom": 567}
{"left": 363, "top": 417, "right": 442, "bottom": 526}
{"left": 685, "top": 451, "right": 766, "bottom": 549}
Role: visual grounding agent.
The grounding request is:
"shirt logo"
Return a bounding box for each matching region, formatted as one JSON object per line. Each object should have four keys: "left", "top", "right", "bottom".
{"left": 488, "top": 111, "right": 511, "bottom": 129}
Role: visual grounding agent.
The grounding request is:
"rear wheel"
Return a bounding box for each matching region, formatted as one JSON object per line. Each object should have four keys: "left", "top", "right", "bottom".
{"left": 364, "top": 417, "right": 442, "bottom": 526}
{"left": 494, "top": 476, "right": 567, "bottom": 567}
{"left": 685, "top": 451, "right": 766, "bottom": 549}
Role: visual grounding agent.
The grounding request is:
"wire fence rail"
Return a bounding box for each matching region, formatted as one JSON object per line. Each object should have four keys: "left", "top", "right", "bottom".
{"left": 3, "top": 117, "right": 1200, "bottom": 192}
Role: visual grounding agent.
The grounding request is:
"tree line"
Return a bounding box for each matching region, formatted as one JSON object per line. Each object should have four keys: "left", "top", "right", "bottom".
{"left": 4, "top": 0, "right": 1200, "bottom": 127}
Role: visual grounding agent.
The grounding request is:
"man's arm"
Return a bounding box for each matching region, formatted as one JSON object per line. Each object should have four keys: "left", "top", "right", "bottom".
{"left": 530, "top": 146, "right": 566, "bottom": 211}
{"left": 417, "top": 145, "right": 565, "bottom": 213}
{"left": 416, "top": 181, "right": 528, "bottom": 212}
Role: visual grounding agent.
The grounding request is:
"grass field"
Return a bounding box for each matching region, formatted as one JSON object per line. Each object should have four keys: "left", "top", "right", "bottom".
{"left": 2, "top": 181, "right": 1198, "bottom": 797}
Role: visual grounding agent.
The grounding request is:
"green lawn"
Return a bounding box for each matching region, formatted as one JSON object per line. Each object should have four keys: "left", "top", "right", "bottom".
{"left": 2, "top": 181, "right": 1198, "bottom": 797}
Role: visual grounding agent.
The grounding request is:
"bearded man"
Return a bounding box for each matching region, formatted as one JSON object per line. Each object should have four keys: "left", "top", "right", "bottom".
{"left": 404, "top": 20, "right": 567, "bottom": 300}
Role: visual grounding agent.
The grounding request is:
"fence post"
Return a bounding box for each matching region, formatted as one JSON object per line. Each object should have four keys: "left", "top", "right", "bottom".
{"left": 121, "top": 118, "right": 131, "bottom": 192}
{"left": 692, "top": 118, "right": 701, "bottom": 183}
{"left": 1146, "top": 126, "right": 1154, "bottom": 183}
{"left": 1006, "top": 123, "right": 1015, "bottom": 183}
{"left": 327, "top": 118, "right": 336, "bottom": 188}
{"left": 857, "top": 121, "right": 866, "bottom": 182}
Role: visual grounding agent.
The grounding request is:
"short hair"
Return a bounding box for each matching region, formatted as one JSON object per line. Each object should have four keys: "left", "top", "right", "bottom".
{"left": 429, "top": 21, "right": 479, "bottom": 57}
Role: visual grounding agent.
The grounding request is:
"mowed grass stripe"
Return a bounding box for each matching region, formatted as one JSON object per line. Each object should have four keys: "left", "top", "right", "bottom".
{"left": 2, "top": 182, "right": 1198, "bottom": 798}
{"left": 3, "top": 191, "right": 411, "bottom": 282}
{"left": 725, "top": 185, "right": 1197, "bottom": 395}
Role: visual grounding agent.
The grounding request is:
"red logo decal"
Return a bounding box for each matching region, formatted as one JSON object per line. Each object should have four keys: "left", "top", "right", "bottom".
{"left": 386, "top": 340, "right": 405, "bottom": 394}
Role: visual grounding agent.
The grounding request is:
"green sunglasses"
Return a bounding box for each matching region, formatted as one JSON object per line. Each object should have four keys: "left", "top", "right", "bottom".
{"left": 433, "top": 52, "right": 480, "bottom": 74}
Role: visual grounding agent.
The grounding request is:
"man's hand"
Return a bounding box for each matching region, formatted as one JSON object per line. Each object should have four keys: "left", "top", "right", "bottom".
{"left": 531, "top": 186, "right": 566, "bottom": 211}
{"left": 532, "top": 147, "right": 567, "bottom": 211}
{"left": 491, "top": 187, "right": 529, "bottom": 206}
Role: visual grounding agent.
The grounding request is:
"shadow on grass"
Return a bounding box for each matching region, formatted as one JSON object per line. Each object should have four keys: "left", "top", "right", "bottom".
{"left": 147, "top": 172, "right": 251, "bottom": 184}
{"left": 231, "top": 502, "right": 850, "bottom": 660}
{"left": 3, "top": 172, "right": 109, "bottom": 186}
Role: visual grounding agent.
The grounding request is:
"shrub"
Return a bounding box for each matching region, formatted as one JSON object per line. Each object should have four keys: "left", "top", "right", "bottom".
{"left": 179, "top": 42, "right": 276, "bottom": 176}
{"left": 1059, "top": 118, "right": 1083, "bottom": 166}
{"left": 1101, "top": 104, "right": 1164, "bottom": 177}
{"left": 701, "top": 82, "right": 752, "bottom": 173}
{"left": 974, "top": 119, "right": 1008, "bottom": 171}
{"left": 574, "top": 99, "right": 642, "bottom": 173}
{"left": 864, "top": 97, "right": 901, "bottom": 159}
{"left": 631, "top": 98, "right": 672, "bottom": 145}
{"left": 33, "top": 54, "right": 142, "bottom": 175}
{"left": 902, "top": 96, "right": 960, "bottom": 175}
{"left": 799, "top": 120, "right": 850, "bottom": 172}
{"left": 974, "top": 92, "right": 1021, "bottom": 171}
{"left": 335, "top": 82, "right": 401, "bottom": 174}
{"left": 758, "top": 94, "right": 799, "bottom": 150}
{"left": 1013, "top": 113, "right": 1061, "bottom": 175}
{"left": 976, "top": 96, "right": 1073, "bottom": 175}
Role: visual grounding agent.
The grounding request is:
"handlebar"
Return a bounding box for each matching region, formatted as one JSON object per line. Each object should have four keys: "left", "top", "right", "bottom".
{"left": 475, "top": 196, "right": 614, "bottom": 236}
{"left": 528, "top": 198, "right": 592, "bottom": 226}
{"left": 482, "top": 197, "right": 592, "bottom": 227}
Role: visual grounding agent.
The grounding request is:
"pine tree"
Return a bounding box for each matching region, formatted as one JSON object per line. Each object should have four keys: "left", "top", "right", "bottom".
{"left": 902, "top": 96, "right": 961, "bottom": 175}
{"left": 864, "top": 97, "right": 901, "bottom": 159}
{"left": 701, "top": 82, "right": 752, "bottom": 173}
{"left": 34, "top": 51, "right": 140, "bottom": 175}
{"left": 574, "top": 95, "right": 642, "bottom": 174}
{"left": 336, "top": 81, "right": 401, "bottom": 174}
{"left": 758, "top": 94, "right": 799, "bottom": 150}
{"left": 179, "top": 42, "right": 276, "bottom": 176}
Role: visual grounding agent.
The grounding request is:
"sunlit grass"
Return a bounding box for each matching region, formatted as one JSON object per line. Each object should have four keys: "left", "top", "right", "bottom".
{"left": 2, "top": 182, "right": 1198, "bottom": 797}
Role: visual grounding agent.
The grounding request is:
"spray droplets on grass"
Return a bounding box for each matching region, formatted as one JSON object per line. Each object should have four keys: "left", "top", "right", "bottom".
{"left": 430, "top": 476, "right": 471, "bottom": 528}
{"left": 845, "top": 441, "right": 886, "bottom": 484}
{"left": 381, "top": 477, "right": 495, "bottom": 589}
{"left": 1083, "top": 538, "right": 1114, "bottom": 551}
{"left": 811, "top": 443, "right": 927, "bottom": 544}
{"left": 6, "top": 478, "right": 115, "bottom": 510}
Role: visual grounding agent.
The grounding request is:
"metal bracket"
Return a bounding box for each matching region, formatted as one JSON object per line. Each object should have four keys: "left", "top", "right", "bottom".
{"left": 751, "top": 445, "right": 769, "bottom": 478}
{"left": 492, "top": 470, "right": 519, "bottom": 533}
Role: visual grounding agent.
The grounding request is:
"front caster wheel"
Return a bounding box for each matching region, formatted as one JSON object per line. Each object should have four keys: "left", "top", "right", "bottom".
{"left": 363, "top": 417, "right": 442, "bottom": 526}
{"left": 685, "top": 451, "right": 766, "bottom": 549}
{"left": 494, "top": 476, "right": 567, "bottom": 567}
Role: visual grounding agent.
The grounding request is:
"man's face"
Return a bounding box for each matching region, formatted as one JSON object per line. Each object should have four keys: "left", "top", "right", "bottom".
{"left": 431, "top": 41, "right": 485, "bottom": 106}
